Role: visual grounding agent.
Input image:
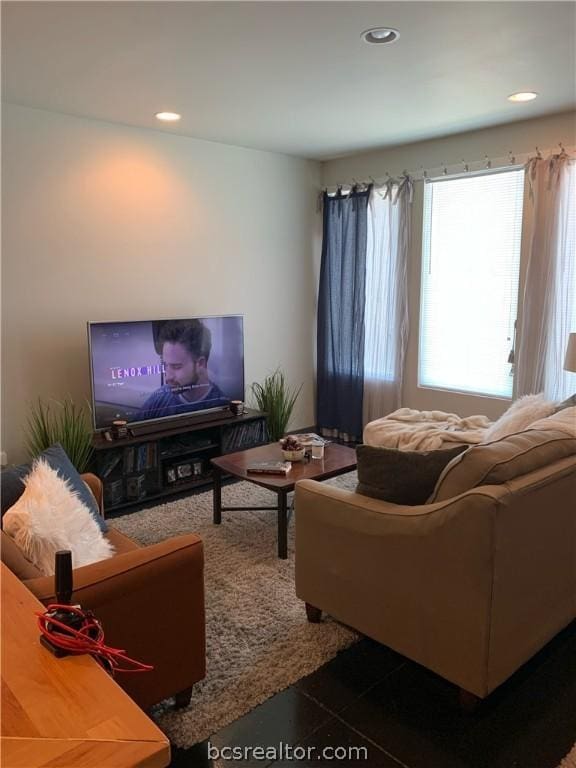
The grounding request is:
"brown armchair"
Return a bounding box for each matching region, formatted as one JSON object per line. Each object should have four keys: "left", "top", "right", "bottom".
{"left": 0, "top": 473, "right": 205, "bottom": 710}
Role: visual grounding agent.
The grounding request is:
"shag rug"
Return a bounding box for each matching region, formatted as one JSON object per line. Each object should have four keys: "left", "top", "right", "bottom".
{"left": 559, "top": 745, "right": 576, "bottom": 767}
{"left": 112, "top": 472, "right": 359, "bottom": 748}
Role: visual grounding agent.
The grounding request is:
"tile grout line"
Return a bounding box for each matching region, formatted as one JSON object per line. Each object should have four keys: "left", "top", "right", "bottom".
{"left": 301, "top": 689, "right": 411, "bottom": 768}
{"left": 299, "top": 668, "right": 412, "bottom": 768}
{"left": 298, "top": 656, "right": 408, "bottom": 723}
{"left": 330, "top": 711, "right": 412, "bottom": 768}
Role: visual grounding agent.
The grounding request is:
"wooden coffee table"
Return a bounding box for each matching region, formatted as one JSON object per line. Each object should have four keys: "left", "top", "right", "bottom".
{"left": 211, "top": 442, "right": 357, "bottom": 559}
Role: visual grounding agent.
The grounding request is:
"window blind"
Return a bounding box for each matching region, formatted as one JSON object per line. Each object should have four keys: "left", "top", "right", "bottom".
{"left": 419, "top": 168, "right": 525, "bottom": 398}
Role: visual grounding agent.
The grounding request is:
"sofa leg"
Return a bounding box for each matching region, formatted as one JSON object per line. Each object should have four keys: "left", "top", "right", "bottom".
{"left": 305, "top": 603, "right": 322, "bottom": 623}
{"left": 174, "top": 687, "right": 193, "bottom": 709}
{"left": 458, "top": 688, "right": 480, "bottom": 714}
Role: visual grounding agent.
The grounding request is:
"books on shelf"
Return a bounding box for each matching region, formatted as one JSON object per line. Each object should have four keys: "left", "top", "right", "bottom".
{"left": 223, "top": 420, "right": 267, "bottom": 453}
{"left": 246, "top": 461, "right": 292, "bottom": 475}
{"left": 121, "top": 443, "right": 158, "bottom": 475}
{"left": 98, "top": 451, "right": 123, "bottom": 478}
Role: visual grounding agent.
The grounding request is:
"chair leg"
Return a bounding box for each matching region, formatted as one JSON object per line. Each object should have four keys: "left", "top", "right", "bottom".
{"left": 174, "top": 687, "right": 193, "bottom": 709}
{"left": 458, "top": 687, "right": 480, "bottom": 714}
{"left": 305, "top": 603, "right": 322, "bottom": 623}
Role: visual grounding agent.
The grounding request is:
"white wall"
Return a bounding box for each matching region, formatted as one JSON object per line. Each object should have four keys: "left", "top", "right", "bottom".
{"left": 322, "top": 111, "right": 576, "bottom": 420}
{"left": 1, "top": 104, "right": 320, "bottom": 462}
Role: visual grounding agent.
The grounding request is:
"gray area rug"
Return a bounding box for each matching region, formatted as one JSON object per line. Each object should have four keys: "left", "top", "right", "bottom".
{"left": 112, "top": 472, "right": 359, "bottom": 748}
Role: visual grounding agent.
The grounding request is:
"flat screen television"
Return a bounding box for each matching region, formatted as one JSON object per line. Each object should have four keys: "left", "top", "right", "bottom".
{"left": 88, "top": 315, "right": 244, "bottom": 431}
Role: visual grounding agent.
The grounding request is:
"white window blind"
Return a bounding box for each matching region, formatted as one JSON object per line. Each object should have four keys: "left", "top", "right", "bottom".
{"left": 419, "top": 168, "right": 524, "bottom": 398}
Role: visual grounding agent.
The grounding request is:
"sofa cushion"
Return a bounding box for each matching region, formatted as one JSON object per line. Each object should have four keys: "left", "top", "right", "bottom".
{"left": 482, "top": 393, "right": 555, "bottom": 444}
{"left": 529, "top": 407, "right": 576, "bottom": 437}
{"left": 3, "top": 459, "right": 114, "bottom": 576}
{"left": 356, "top": 443, "right": 468, "bottom": 505}
{"left": 430, "top": 429, "right": 576, "bottom": 502}
{"left": 0, "top": 443, "right": 107, "bottom": 533}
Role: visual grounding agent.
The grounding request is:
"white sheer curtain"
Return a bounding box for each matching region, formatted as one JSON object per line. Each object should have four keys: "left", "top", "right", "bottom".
{"left": 516, "top": 154, "right": 576, "bottom": 400}
{"left": 362, "top": 179, "right": 412, "bottom": 425}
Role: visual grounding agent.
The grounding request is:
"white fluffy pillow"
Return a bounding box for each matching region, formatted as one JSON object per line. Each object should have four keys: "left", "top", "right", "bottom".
{"left": 3, "top": 458, "right": 114, "bottom": 576}
{"left": 483, "top": 393, "right": 556, "bottom": 443}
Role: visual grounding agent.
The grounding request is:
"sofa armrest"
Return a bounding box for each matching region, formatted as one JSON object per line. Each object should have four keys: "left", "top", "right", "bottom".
{"left": 25, "top": 534, "right": 205, "bottom": 709}
{"left": 81, "top": 472, "right": 104, "bottom": 517}
{"left": 294, "top": 479, "right": 506, "bottom": 697}
{"left": 25, "top": 532, "right": 202, "bottom": 601}
{"left": 294, "top": 478, "right": 505, "bottom": 534}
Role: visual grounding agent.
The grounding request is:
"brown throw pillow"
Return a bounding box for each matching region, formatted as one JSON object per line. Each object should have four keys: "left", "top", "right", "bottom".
{"left": 356, "top": 444, "right": 469, "bottom": 506}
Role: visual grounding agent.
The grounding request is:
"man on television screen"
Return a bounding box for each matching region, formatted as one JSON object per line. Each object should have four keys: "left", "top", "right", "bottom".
{"left": 140, "top": 319, "right": 228, "bottom": 420}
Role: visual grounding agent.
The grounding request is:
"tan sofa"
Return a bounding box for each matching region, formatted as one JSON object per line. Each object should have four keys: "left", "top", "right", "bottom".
{"left": 295, "top": 423, "right": 576, "bottom": 702}
{"left": 1, "top": 474, "right": 206, "bottom": 711}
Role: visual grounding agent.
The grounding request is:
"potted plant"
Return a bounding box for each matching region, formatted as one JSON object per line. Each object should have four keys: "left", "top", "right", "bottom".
{"left": 251, "top": 370, "right": 302, "bottom": 442}
{"left": 25, "top": 397, "right": 94, "bottom": 473}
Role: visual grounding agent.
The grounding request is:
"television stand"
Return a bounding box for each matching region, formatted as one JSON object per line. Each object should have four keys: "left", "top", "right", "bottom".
{"left": 128, "top": 409, "right": 234, "bottom": 438}
{"left": 91, "top": 409, "right": 268, "bottom": 514}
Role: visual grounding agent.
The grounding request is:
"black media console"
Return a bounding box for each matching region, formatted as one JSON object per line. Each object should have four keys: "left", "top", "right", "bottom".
{"left": 90, "top": 409, "right": 268, "bottom": 513}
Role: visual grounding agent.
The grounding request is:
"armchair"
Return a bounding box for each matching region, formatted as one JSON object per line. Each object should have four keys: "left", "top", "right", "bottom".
{"left": 1, "top": 473, "right": 205, "bottom": 710}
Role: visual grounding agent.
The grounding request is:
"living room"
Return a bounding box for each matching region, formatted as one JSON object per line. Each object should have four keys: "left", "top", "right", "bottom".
{"left": 1, "top": 2, "right": 576, "bottom": 767}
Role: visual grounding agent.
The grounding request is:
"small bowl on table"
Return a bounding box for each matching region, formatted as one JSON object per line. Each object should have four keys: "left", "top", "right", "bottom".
{"left": 281, "top": 447, "right": 306, "bottom": 462}
{"left": 280, "top": 438, "right": 306, "bottom": 462}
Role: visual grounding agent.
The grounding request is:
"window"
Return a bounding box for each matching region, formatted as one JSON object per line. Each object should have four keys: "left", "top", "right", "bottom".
{"left": 419, "top": 168, "right": 525, "bottom": 398}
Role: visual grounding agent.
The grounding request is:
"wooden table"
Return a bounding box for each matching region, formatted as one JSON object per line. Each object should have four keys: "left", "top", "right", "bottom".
{"left": 1, "top": 564, "right": 170, "bottom": 768}
{"left": 211, "top": 442, "right": 357, "bottom": 559}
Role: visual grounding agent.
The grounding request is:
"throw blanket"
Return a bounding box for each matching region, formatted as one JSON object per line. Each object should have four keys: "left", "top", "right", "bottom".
{"left": 363, "top": 408, "right": 492, "bottom": 451}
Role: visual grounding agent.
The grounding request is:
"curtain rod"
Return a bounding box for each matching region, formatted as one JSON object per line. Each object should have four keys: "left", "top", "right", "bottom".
{"left": 325, "top": 143, "right": 576, "bottom": 190}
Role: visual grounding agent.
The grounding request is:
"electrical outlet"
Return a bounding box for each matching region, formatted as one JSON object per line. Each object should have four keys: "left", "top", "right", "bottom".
{"left": 0, "top": 451, "right": 7, "bottom": 466}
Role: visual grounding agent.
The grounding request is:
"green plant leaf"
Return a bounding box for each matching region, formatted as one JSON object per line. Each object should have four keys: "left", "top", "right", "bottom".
{"left": 250, "top": 369, "right": 302, "bottom": 442}
{"left": 25, "top": 397, "right": 93, "bottom": 472}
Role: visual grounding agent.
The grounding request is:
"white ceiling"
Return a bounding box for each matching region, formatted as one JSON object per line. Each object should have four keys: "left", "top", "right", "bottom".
{"left": 2, "top": 1, "right": 575, "bottom": 159}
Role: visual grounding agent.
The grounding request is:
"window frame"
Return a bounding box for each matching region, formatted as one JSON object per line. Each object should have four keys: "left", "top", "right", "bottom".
{"left": 417, "top": 165, "right": 526, "bottom": 400}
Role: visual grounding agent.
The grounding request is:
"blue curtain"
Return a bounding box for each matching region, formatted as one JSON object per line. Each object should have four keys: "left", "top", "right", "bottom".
{"left": 317, "top": 186, "right": 371, "bottom": 440}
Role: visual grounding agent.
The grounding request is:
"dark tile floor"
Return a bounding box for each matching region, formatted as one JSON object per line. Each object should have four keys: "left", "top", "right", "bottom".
{"left": 169, "top": 619, "right": 576, "bottom": 768}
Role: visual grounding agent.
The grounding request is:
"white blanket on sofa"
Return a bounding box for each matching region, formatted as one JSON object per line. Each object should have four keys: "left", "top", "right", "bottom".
{"left": 363, "top": 408, "right": 492, "bottom": 451}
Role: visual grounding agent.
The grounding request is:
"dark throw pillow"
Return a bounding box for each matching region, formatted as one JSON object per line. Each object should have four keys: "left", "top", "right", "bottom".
{"left": 356, "top": 443, "right": 469, "bottom": 506}
{"left": 1, "top": 443, "right": 107, "bottom": 532}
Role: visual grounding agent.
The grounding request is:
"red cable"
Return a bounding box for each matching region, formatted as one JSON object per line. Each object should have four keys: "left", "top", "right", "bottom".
{"left": 37, "top": 604, "right": 154, "bottom": 676}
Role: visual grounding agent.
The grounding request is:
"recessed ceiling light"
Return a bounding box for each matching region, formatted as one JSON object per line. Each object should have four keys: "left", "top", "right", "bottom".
{"left": 507, "top": 92, "right": 538, "bottom": 103}
{"left": 155, "top": 112, "right": 182, "bottom": 122}
{"left": 362, "top": 27, "right": 400, "bottom": 45}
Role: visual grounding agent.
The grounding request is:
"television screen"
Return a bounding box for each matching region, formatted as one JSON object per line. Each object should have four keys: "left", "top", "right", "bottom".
{"left": 88, "top": 316, "right": 244, "bottom": 430}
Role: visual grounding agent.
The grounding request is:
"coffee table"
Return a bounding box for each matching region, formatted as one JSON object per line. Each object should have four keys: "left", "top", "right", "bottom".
{"left": 211, "top": 442, "right": 357, "bottom": 559}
